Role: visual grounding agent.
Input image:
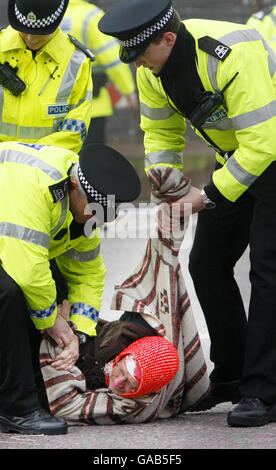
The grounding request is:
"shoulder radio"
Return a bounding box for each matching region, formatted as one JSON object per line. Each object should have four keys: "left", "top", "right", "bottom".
{"left": 0, "top": 62, "right": 26, "bottom": 97}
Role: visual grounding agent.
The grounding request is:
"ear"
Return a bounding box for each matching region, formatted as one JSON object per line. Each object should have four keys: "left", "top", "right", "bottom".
{"left": 163, "top": 31, "right": 176, "bottom": 47}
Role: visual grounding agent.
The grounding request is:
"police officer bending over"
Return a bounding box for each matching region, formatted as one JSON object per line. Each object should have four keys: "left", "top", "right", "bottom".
{"left": 99, "top": 0, "right": 276, "bottom": 427}
{"left": 0, "top": 142, "right": 140, "bottom": 435}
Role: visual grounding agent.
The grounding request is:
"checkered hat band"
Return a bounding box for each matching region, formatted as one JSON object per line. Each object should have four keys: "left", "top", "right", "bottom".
{"left": 78, "top": 165, "right": 115, "bottom": 208}
{"left": 119, "top": 6, "right": 173, "bottom": 48}
{"left": 14, "top": 0, "right": 65, "bottom": 29}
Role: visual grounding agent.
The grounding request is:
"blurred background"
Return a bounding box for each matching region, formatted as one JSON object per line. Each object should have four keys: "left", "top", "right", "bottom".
{"left": 0, "top": 0, "right": 273, "bottom": 202}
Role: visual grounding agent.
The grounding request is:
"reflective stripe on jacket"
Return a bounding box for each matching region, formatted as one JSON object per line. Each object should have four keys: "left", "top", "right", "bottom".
{"left": 61, "top": 0, "right": 135, "bottom": 118}
{"left": 0, "top": 26, "right": 93, "bottom": 153}
{"left": 138, "top": 19, "right": 276, "bottom": 202}
{"left": 0, "top": 142, "right": 105, "bottom": 334}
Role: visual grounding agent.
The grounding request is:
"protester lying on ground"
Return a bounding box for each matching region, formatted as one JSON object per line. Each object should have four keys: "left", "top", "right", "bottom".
{"left": 39, "top": 166, "right": 210, "bottom": 425}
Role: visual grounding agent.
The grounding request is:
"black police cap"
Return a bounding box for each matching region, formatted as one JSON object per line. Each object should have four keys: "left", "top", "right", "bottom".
{"left": 78, "top": 144, "right": 140, "bottom": 222}
{"left": 98, "top": 0, "right": 173, "bottom": 63}
{"left": 8, "top": 0, "right": 69, "bottom": 35}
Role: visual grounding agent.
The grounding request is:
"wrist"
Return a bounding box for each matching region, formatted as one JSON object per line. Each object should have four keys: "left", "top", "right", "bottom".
{"left": 200, "top": 188, "right": 216, "bottom": 209}
{"left": 74, "top": 330, "right": 89, "bottom": 345}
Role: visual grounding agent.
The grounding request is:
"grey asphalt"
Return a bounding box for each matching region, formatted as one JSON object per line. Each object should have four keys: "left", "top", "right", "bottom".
{"left": 0, "top": 210, "right": 275, "bottom": 452}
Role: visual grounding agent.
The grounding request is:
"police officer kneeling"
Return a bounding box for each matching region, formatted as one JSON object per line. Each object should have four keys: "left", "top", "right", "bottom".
{"left": 0, "top": 142, "right": 140, "bottom": 435}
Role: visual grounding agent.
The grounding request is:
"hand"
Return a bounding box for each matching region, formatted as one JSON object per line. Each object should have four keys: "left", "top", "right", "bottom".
{"left": 176, "top": 186, "right": 205, "bottom": 214}
{"left": 157, "top": 186, "right": 204, "bottom": 235}
{"left": 126, "top": 92, "right": 138, "bottom": 109}
{"left": 43, "top": 314, "right": 75, "bottom": 348}
{"left": 51, "top": 334, "right": 80, "bottom": 371}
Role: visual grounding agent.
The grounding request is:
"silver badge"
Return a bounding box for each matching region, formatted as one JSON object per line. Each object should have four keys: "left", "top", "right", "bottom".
{"left": 27, "top": 11, "right": 37, "bottom": 23}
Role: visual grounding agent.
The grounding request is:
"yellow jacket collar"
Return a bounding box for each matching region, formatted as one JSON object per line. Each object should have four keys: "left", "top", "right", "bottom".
{"left": 0, "top": 26, "right": 66, "bottom": 64}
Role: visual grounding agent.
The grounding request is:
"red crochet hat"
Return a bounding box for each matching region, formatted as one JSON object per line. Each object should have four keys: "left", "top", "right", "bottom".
{"left": 110, "top": 336, "right": 179, "bottom": 398}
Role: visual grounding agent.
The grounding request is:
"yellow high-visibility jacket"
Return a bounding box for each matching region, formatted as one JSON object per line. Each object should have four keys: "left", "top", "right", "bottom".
{"left": 0, "top": 26, "right": 93, "bottom": 154}
{"left": 61, "top": 0, "right": 135, "bottom": 118}
{"left": 247, "top": 6, "right": 276, "bottom": 41}
{"left": 137, "top": 19, "right": 276, "bottom": 202}
{"left": 0, "top": 142, "right": 106, "bottom": 335}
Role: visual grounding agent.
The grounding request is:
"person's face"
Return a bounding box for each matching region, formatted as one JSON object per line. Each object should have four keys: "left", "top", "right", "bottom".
{"left": 69, "top": 186, "right": 94, "bottom": 224}
{"left": 134, "top": 32, "right": 176, "bottom": 74}
{"left": 108, "top": 357, "right": 140, "bottom": 395}
{"left": 19, "top": 32, "right": 54, "bottom": 50}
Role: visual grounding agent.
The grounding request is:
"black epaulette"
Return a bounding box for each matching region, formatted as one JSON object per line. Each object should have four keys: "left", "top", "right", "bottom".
{"left": 68, "top": 34, "right": 95, "bottom": 61}
{"left": 253, "top": 7, "right": 273, "bottom": 20}
{"left": 198, "top": 36, "right": 231, "bottom": 61}
{"left": 49, "top": 177, "right": 71, "bottom": 203}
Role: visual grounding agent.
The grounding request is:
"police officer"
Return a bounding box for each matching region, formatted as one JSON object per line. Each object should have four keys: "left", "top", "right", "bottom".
{"left": 99, "top": 0, "right": 276, "bottom": 427}
{"left": 60, "top": 0, "right": 138, "bottom": 145}
{"left": 0, "top": 141, "right": 140, "bottom": 435}
{"left": 0, "top": 0, "right": 93, "bottom": 153}
{"left": 247, "top": 2, "right": 276, "bottom": 52}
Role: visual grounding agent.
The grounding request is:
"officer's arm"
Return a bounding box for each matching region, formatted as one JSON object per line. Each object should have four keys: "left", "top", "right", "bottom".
{"left": 54, "top": 233, "right": 106, "bottom": 337}
{"left": 204, "top": 43, "right": 276, "bottom": 204}
{"left": 137, "top": 67, "right": 186, "bottom": 173}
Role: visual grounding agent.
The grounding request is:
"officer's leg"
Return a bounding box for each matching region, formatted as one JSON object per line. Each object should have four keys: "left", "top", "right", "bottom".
{"left": 189, "top": 192, "right": 253, "bottom": 384}
{"left": 28, "top": 318, "right": 50, "bottom": 411}
{"left": 240, "top": 199, "right": 276, "bottom": 403}
{"left": 0, "top": 266, "right": 41, "bottom": 416}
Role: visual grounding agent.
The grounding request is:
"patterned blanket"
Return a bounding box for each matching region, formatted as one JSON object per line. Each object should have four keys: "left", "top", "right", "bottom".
{"left": 39, "top": 167, "right": 210, "bottom": 424}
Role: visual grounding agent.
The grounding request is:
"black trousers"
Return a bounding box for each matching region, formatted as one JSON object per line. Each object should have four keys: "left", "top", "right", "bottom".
{"left": 0, "top": 260, "right": 67, "bottom": 416}
{"left": 189, "top": 163, "right": 276, "bottom": 403}
{"left": 0, "top": 267, "right": 42, "bottom": 416}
